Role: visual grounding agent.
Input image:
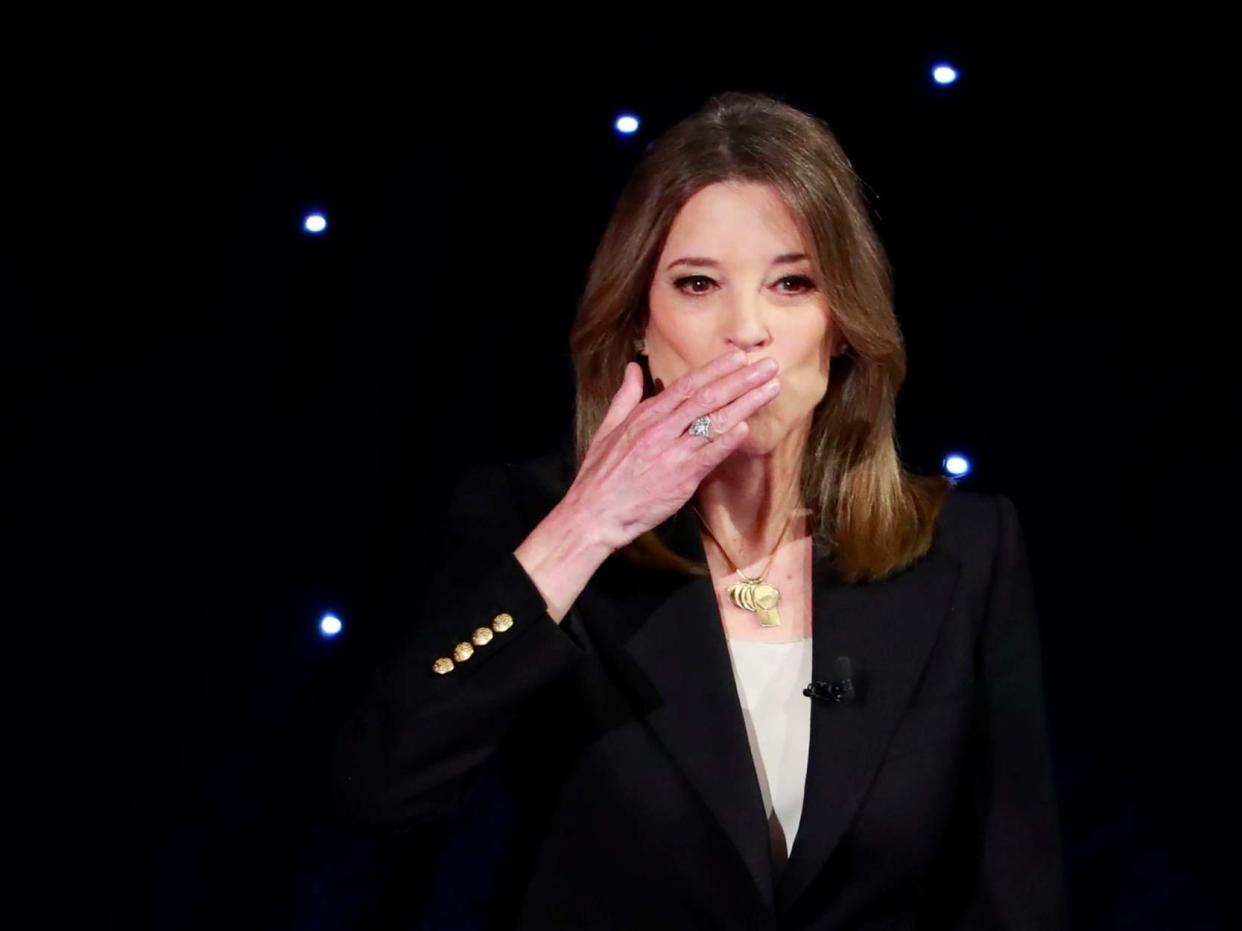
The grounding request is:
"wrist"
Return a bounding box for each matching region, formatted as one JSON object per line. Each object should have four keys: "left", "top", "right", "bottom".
{"left": 545, "top": 497, "right": 616, "bottom": 564}
{"left": 513, "top": 499, "right": 613, "bottom": 624}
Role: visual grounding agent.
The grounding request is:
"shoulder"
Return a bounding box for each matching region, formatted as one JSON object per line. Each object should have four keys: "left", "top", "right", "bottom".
{"left": 923, "top": 488, "right": 1037, "bottom": 640}
{"left": 933, "top": 485, "right": 1025, "bottom": 570}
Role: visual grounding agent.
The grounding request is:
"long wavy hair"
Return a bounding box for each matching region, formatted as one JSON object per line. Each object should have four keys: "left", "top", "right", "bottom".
{"left": 569, "top": 90, "right": 952, "bottom": 586}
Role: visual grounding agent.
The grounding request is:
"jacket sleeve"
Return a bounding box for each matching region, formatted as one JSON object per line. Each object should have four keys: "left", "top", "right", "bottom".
{"left": 330, "top": 459, "right": 589, "bottom": 837}
{"left": 952, "top": 493, "right": 1070, "bottom": 929}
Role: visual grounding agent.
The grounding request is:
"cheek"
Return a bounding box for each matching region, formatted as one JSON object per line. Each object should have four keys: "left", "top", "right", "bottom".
{"left": 783, "top": 361, "right": 830, "bottom": 400}
{"left": 645, "top": 351, "right": 689, "bottom": 395}
{"left": 646, "top": 334, "right": 702, "bottom": 390}
{"left": 751, "top": 369, "right": 827, "bottom": 424}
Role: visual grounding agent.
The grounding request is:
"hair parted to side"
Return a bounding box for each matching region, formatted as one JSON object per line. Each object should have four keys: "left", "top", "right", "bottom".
{"left": 568, "top": 90, "right": 953, "bottom": 586}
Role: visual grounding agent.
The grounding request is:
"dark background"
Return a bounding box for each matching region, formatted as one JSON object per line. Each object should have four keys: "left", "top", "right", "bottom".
{"left": 4, "top": 27, "right": 1233, "bottom": 930}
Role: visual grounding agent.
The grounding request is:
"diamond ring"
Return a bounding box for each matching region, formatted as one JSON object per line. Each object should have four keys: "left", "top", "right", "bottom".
{"left": 688, "top": 415, "right": 714, "bottom": 441}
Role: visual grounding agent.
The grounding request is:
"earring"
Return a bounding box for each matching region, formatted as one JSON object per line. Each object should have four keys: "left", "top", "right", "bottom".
{"left": 634, "top": 335, "right": 647, "bottom": 354}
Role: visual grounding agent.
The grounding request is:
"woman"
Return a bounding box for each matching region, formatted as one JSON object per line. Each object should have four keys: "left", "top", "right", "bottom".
{"left": 332, "top": 91, "right": 1068, "bottom": 929}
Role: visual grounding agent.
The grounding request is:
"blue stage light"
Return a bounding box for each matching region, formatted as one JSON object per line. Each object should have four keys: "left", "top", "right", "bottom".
{"left": 320, "top": 613, "right": 343, "bottom": 637}
{"left": 942, "top": 453, "right": 971, "bottom": 478}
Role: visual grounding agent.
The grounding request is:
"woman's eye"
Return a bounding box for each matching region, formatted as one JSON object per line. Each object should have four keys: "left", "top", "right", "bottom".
{"left": 672, "top": 275, "right": 816, "bottom": 295}
{"left": 673, "top": 275, "right": 714, "bottom": 294}
{"left": 777, "top": 275, "right": 816, "bottom": 294}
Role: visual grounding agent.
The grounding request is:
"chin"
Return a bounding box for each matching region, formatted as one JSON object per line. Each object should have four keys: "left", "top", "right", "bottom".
{"left": 733, "top": 422, "right": 783, "bottom": 457}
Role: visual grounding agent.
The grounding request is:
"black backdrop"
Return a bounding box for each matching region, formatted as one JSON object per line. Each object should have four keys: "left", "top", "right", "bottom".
{"left": 4, "top": 27, "right": 1233, "bottom": 930}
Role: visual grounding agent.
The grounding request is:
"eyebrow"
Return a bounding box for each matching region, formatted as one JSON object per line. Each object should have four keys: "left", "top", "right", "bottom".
{"left": 665, "top": 252, "right": 809, "bottom": 271}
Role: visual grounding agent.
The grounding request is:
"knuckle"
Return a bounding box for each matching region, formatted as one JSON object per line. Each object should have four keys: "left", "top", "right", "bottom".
{"left": 630, "top": 395, "right": 655, "bottom": 421}
{"left": 617, "top": 411, "right": 642, "bottom": 439}
{"left": 695, "top": 386, "right": 719, "bottom": 409}
{"left": 629, "top": 423, "right": 655, "bottom": 454}
{"left": 671, "top": 377, "right": 697, "bottom": 401}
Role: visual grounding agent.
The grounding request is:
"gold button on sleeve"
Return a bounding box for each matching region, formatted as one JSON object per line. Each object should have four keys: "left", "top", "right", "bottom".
{"left": 432, "top": 657, "right": 455, "bottom": 674}
{"left": 452, "top": 641, "right": 474, "bottom": 662}
{"left": 491, "top": 612, "right": 514, "bottom": 632}
{"left": 471, "top": 626, "right": 494, "bottom": 646}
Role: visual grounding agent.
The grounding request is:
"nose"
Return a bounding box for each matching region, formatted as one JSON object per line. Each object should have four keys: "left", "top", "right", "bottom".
{"left": 725, "top": 299, "right": 771, "bottom": 358}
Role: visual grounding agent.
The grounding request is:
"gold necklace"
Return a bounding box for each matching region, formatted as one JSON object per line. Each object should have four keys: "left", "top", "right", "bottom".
{"left": 691, "top": 498, "right": 802, "bottom": 628}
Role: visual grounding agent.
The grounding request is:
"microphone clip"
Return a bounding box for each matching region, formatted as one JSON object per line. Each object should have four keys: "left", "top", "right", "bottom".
{"left": 803, "top": 656, "right": 856, "bottom": 704}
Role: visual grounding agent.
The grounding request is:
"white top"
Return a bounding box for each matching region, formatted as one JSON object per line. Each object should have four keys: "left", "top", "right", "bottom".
{"left": 723, "top": 635, "right": 814, "bottom": 877}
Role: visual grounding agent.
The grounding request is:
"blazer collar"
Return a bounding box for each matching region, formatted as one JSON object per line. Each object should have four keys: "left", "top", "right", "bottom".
{"left": 574, "top": 499, "right": 963, "bottom": 918}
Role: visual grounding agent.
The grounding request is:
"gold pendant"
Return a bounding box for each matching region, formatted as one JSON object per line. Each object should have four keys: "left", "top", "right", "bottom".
{"left": 727, "top": 578, "right": 782, "bottom": 627}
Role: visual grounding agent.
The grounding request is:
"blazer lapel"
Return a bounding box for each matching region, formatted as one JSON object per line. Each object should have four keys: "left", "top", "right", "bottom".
{"left": 572, "top": 498, "right": 963, "bottom": 919}
{"left": 775, "top": 530, "right": 962, "bottom": 917}
{"left": 596, "top": 502, "right": 779, "bottom": 911}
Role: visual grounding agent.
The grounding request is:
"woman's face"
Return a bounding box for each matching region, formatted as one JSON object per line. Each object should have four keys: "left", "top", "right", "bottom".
{"left": 644, "top": 180, "right": 842, "bottom": 455}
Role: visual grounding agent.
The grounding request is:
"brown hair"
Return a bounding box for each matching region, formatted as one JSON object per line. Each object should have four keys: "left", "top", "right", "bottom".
{"left": 568, "top": 90, "right": 952, "bottom": 586}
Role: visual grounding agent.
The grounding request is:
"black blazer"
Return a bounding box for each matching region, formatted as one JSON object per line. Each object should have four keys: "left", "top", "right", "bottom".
{"left": 332, "top": 440, "right": 1069, "bottom": 930}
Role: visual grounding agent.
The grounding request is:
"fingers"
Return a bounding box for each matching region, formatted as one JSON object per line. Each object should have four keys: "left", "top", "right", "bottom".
{"left": 688, "top": 371, "right": 779, "bottom": 438}
{"left": 637, "top": 349, "right": 749, "bottom": 425}
{"left": 681, "top": 371, "right": 773, "bottom": 475}
{"left": 691, "top": 418, "right": 751, "bottom": 473}
{"left": 658, "top": 357, "right": 780, "bottom": 443}
{"left": 596, "top": 361, "right": 644, "bottom": 441}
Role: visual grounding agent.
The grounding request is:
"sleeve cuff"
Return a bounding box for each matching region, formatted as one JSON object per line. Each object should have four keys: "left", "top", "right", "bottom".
{"left": 415, "top": 549, "right": 588, "bottom": 686}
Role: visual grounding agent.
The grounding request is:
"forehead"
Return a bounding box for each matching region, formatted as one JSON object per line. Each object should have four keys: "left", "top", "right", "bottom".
{"left": 661, "top": 181, "right": 807, "bottom": 258}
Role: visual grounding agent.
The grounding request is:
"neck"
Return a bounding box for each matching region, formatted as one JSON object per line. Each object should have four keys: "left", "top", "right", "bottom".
{"left": 693, "top": 422, "right": 810, "bottom": 568}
